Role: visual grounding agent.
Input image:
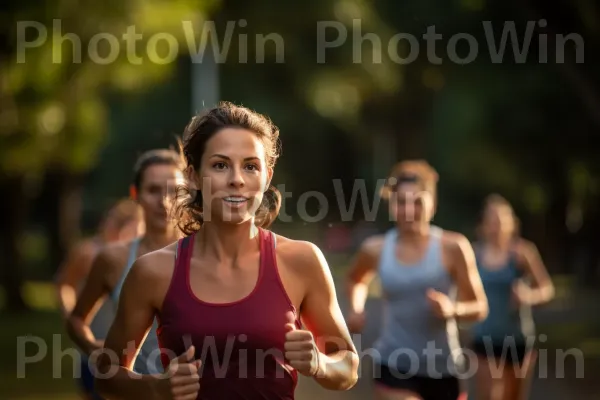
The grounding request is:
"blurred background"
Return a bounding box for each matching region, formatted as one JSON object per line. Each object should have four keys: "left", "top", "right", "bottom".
{"left": 1, "top": 0, "right": 599, "bottom": 398}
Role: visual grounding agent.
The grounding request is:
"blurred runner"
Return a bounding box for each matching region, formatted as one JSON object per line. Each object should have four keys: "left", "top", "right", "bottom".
{"left": 346, "top": 160, "right": 488, "bottom": 400}
{"left": 471, "top": 194, "right": 555, "bottom": 400}
{"left": 66, "top": 149, "right": 184, "bottom": 380}
{"left": 55, "top": 198, "right": 141, "bottom": 400}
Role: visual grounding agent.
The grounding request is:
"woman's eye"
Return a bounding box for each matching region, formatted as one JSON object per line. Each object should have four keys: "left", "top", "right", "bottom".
{"left": 213, "top": 162, "right": 227, "bottom": 170}
{"left": 246, "top": 164, "right": 259, "bottom": 171}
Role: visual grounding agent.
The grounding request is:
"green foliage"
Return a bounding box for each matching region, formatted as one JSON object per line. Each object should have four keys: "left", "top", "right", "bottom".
{"left": 217, "top": 0, "right": 598, "bottom": 226}
{"left": 0, "top": 0, "right": 219, "bottom": 176}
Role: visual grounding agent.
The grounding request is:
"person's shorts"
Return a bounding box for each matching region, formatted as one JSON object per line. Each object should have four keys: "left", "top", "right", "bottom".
{"left": 374, "top": 363, "right": 461, "bottom": 400}
{"left": 471, "top": 337, "right": 530, "bottom": 365}
{"left": 78, "top": 357, "right": 103, "bottom": 400}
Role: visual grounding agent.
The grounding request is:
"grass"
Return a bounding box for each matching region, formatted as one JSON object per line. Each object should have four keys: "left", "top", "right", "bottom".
{"left": 0, "top": 309, "right": 81, "bottom": 399}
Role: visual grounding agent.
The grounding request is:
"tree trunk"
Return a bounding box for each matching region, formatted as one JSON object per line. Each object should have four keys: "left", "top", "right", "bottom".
{"left": 0, "top": 175, "right": 29, "bottom": 312}
{"left": 578, "top": 198, "right": 600, "bottom": 287}
{"left": 44, "top": 169, "right": 83, "bottom": 277}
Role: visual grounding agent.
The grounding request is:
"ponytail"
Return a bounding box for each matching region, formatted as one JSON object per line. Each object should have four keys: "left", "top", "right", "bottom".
{"left": 255, "top": 185, "right": 282, "bottom": 229}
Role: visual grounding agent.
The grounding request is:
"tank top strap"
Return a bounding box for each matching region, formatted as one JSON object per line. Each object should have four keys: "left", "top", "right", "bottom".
{"left": 257, "top": 228, "right": 298, "bottom": 318}
{"left": 378, "top": 228, "right": 397, "bottom": 270}
{"left": 426, "top": 225, "right": 444, "bottom": 262}
{"left": 258, "top": 228, "right": 277, "bottom": 281}
{"left": 111, "top": 237, "right": 141, "bottom": 304}
{"left": 508, "top": 241, "right": 525, "bottom": 278}
{"left": 472, "top": 241, "right": 482, "bottom": 258}
{"left": 169, "top": 233, "right": 195, "bottom": 294}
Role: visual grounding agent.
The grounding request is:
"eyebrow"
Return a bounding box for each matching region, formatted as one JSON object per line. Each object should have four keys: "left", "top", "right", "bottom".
{"left": 210, "top": 154, "right": 260, "bottom": 162}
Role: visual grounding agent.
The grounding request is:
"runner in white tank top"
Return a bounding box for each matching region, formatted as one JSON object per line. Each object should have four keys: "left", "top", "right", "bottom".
{"left": 346, "top": 160, "right": 488, "bottom": 400}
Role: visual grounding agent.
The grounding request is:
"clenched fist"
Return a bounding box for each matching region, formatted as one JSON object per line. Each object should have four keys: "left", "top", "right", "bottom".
{"left": 284, "top": 311, "right": 321, "bottom": 377}
{"left": 161, "top": 345, "right": 201, "bottom": 400}
{"left": 426, "top": 289, "right": 455, "bottom": 320}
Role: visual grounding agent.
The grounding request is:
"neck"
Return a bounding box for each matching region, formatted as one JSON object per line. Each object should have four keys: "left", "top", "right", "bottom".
{"left": 141, "top": 224, "right": 180, "bottom": 252}
{"left": 486, "top": 235, "right": 512, "bottom": 251}
{"left": 396, "top": 222, "right": 430, "bottom": 242}
{"left": 196, "top": 220, "right": 259, "bottom": 263}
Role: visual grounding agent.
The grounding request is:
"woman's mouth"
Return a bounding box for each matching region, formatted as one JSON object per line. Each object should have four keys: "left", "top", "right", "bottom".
{"left": 223, "top": 196, "right": 249, "bottom": 208}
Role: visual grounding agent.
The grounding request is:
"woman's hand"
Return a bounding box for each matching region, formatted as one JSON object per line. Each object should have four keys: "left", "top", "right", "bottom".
{"left": 427, "top": 289, "right": 456, "bottom": 319}
{"left": 284, "top": 312, "right": 321, "bottom": 377}
{"left": 160, "top": 346, "right": 202, "bottom": 400}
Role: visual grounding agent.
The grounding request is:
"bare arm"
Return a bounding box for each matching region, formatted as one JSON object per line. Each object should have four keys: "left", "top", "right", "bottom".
{"left": 66, "top": 249, "right": 113, "bottom": 356}
{"left": 95, "top": 257, "right": 164, "bottom": 400}
{"left": 95, "top": 249, "right": 199, "bottom": 400}
{"left": 517, "top": 240, "right": 555, "bottom": 306}
{"left": 55, "top": 241, "right": 95, "bottom": 319}
{"left": 298, "top": 242, "right": 359, "bottom": 391}
{"left": 450, "top": 234, "right": 488, "bottom": 322}
{"left": 345, "top": 236, "right": 382, "bottom": 314}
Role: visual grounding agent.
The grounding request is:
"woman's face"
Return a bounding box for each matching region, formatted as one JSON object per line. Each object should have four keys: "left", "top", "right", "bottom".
{"left": 193, "top": 127, "right": 272, "bottom": 225}
{"left": 137, "top": 164, "right": 184, "bottom": 231}
{"left": 389, "top": 182, "right": 435, "bottom": 229}
{"left": 481, "top": 203, "right": 515, "bottom": 239}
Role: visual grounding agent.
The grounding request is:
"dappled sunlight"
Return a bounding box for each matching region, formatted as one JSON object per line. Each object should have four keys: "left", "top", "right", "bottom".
{"left": 310, "top": 75, "right": 361, "bottom": 120}
{"left": 38, "top": 103, "right": 65, "bottom": 137}
{"left": 523, "top": 185, "right": 547, "bottom": 215}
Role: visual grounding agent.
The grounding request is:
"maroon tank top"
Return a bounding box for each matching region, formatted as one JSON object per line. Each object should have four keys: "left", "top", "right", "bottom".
{"left": 157, "top": 228, "right": 300, "bottom": 399}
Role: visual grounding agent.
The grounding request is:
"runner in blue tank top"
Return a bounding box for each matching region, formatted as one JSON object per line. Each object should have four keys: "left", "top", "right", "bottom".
{"left": 67, "top": 149, "right": 184, "bottom": 380}
{"left": 346, "top": 160, "right": 489, "bottom": 400}
{"left": 471, "top": 194, "right": 554, "bottom": 400}
{"left": 56, "top": 199, "right": 141, "bottom": 400}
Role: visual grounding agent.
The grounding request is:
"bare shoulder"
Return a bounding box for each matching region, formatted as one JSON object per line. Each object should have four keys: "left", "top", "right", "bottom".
{"left": 130, "top": 242, "right": 178, "bottom": 283}
{"left": 441, "top": 229, "right": 472, "bottom": 253}
{"left": 512, "top": 237, "right": 539, "bottom": 264}
{"left": 440, "top": 230, "right": 476, "bottom": 270}
{"left": 65, "top": 239, "right": 99, "bottom": 267}
{"left": 360, "top": 234, "right": 386, "bottom": 258}
{"left": 273, "top": 234, "right": 327, "bottom": 277}
{"left": 514, "top": 237, "right": 536, "bottom": 253}
{"left": 97, "top": 240, "right": 132, "bottom": 264}
{"left": 75, "top": 238, "right": 100, "bottom": 258}
{"left": 92, "top": 241, "right": 133, "bottom": 275}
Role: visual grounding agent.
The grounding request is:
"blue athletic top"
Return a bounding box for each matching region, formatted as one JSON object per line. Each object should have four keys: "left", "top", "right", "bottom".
{"left": 88, "top": 298, "right": 114, "bottom": 340}
{"left": 471, "top": 243, "right": 534, "bottom": 344}
{"left": 373, "top": 226, "right": 461, "bottom": 377}
{"left": 110, "top": 238, "right": 163, "bottom": 375}
{"left": 87, "top": 240, "right": 114, "bottom": 340}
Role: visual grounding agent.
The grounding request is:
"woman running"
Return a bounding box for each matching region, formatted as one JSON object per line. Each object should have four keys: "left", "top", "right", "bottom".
{"left": 471, "top": 194, "right": 554, "bottom": 400}
{"left": 67, "top": 149, "right": 184, "bottom": 377}
{"left": 345, "top": 160, "right": 488, "bottom": 400}
{"left": 95, "top": 102, "right": 359, "bottom": 399}
{"left": 56, "top": 199, "right": 141, "bottom": 399}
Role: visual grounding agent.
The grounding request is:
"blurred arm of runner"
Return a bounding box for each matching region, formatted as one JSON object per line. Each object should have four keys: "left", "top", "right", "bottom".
{"left": 55, "top": 240, "right": 96, "bottom": 320}
{"left": 66, "top": 246, "right": 119, "bottom": 356}
{"left": 345, "top": 236, "right": 383, "bottom": 333}
{"left": 282, "top": 240, "right": 359, "bottom": 391}
{"left": 448, "top": 233, "right": 489, "bottom": 322}
{"left": 95, "top": 246, "right": 195, "bottom": 400}
{"left": 514, "top": 239, "right": 555, "bottom": 306}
